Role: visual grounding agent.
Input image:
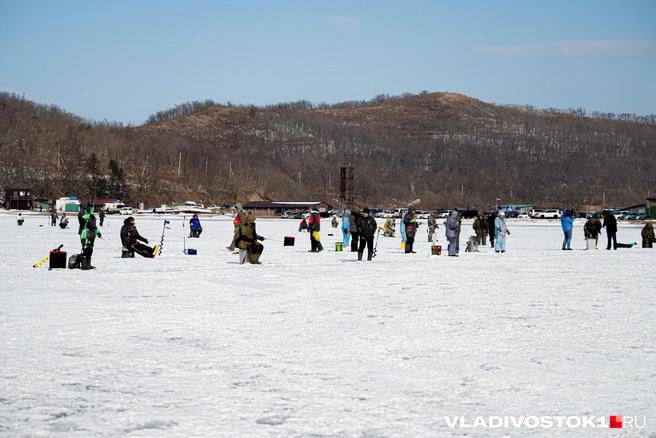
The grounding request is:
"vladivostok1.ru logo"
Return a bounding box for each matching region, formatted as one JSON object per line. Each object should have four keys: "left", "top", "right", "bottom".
{"left": 444, "top": 415, "right": 646, "bottom": 429}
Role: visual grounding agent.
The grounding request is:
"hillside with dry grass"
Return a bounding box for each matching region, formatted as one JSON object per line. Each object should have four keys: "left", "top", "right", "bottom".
{"left": 2, "top": 91, "right": 654, "bottom": 210}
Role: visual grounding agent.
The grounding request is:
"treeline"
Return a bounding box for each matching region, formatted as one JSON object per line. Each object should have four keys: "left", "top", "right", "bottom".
{"left": 1, "top": 91, "right": 655, "bottom": 211}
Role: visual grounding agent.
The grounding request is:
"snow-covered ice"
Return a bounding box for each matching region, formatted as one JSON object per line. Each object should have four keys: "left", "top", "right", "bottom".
{"left": 1, "top": 212, "right": 655, "bottom": 437}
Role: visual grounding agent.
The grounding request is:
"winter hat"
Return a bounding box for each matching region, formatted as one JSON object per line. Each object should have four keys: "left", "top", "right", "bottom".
{"left": 408, "top": 206, "right": 417, "bottom": 212}
{"left": 499, "top": 211, "right": 506, "bottom": 216}
{"left": 363, "top": 207, "right": 370, "bottom": 213}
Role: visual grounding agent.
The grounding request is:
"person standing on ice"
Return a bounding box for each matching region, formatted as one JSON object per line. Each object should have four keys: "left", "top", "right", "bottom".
{"left": 308, "top": 208, "right": 323, "bottom": 252}
{"left": 341, "top": 209, "right": 351, "bottom": 246}
{"left": 487, "top": 211, "right": 497, "bottom": 248}
{"left": 403, "top": 206, "right": 418, "bottom": 253}
{"left": 50, "top": 209, "right": 58, "bottom": 226}
{"left": 427, "top": 212, "right": 438, "bottom": 242}
{"left": 78, "top": 198, "right": 94, "bottom": 235}
{"left": 228, "top": 203, "right": 245, "bottom": 251}
{"left": 560, "top": 208, "right": 575, "bottom": 250}
{"left": 473, "top": 214, "right": 488, "bottom": 246}
{"left": 349, "top": 207, "right": 361, "bottom": 252}
{"left": 445, "top": 209, "right": 460, "bottom": 256}
{"left": 384, "top": 216, "right": 395, "bottom": 237}
{"left": 120, "top": 216, "right": 158, "bottom": 258}
{"left": 494, "top": 210, "right": 510, "bottom": 253}
{"left": 357, "top": 207, "right": 378, "bottom": 261}
{"left": 602, "top": 210, "right": 617, "bottom": 250}
{"left": 80, "top": 212, "right": 102, "bottom": 269}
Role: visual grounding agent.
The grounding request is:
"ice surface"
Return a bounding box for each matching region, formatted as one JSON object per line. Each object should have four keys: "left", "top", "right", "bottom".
{"left": 1, "top": 212, "right": 654, "bottom": 437}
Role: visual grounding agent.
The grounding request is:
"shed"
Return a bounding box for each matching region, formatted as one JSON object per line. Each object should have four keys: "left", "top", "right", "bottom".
{"left": 242, "top": 201, "right": 333, "bottom": 217}
{"left": 5, "top": 188, "right": 33, "bottom": 210}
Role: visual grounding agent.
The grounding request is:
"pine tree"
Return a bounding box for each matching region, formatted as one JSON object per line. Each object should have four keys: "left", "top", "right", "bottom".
{"left": 85, "top": 153, "right": 108, "bottom": 199}
{"left": 108, "top": 159, "right": 128, "bottom": 202}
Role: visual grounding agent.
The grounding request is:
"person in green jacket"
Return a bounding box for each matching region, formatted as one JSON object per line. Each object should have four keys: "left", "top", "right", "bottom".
{"left": 80, "top": 212, "right": 102, "bottom": 270}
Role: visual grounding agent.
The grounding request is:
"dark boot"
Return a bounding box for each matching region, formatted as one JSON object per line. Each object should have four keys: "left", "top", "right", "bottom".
{"left": 80, "top": 256, "right": 94, "bottom": 270}
{"left": 367, "top": 252, "right": 373, "bottom": 261}
{"left": 358, "top": 251, "right": 363, "bottom": 261}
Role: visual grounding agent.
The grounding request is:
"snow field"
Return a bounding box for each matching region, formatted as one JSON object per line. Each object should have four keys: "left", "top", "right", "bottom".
{"left": 1, "top": 212, "right": 655, "bottom": 437}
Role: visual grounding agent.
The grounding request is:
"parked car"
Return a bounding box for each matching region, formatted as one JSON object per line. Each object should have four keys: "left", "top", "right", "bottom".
{"left": 274, "top": 208, "right": 288, "bottom": 216}
{"left": 458, "top": 209, "right": 479, "bottom": 219}
{"left": 517, "top": 212, "right": 529, "bottom": 218}
{"left": 537, "top": 209, "right": 561, "bottom": 219}
{"left": 120, "top": 206, "right": 133, "bottom": 215}
{"left": 530, "top": 209, "right": 544, "bottom": 218}
{"left": 435, "top": 210, "right": 449, "bottom": 218}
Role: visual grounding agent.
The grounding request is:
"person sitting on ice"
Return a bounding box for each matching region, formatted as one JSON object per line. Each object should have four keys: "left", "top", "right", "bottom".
{"left": 641, "top": 222, "right": 655, "bottom": 248}
{"left": 59, "top": 213, "right": 69, "bottom": 229}
{"left": 236, "top": 212, "right": 265, "bottom": 264}
{"left": 189, "top": 214, "right": 203, "bottom": 238}
{"left": 120, "top": 216, "right": 158, "bottom": 258}
{"left": 299, "top": 217, "right": 308, "bottom": 232}
{"left": 16, "top": 212, "right": 24, "bottom": 226}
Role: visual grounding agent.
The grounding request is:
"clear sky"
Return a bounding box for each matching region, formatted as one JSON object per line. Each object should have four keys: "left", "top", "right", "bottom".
{"left": 1, "top": 0, "right": 655, "bottom": 125}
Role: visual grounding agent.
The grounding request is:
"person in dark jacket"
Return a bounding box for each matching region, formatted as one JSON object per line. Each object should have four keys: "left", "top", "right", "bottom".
{"left": 584, "top": 214, "right": 602, "bottom": 249}
{"left": 473, "top": 214, "right": 488, "bottom": 246}
{"left": 78, "top": 198, "right": 94, "bottom": 235}
{"left": 308, "top": 209, "right": 324, "bottom": 252}
{"left": 641, "top": 222, "right": 655, "bottom": 248}
{"left": 403, "top": 206, "right": 418, "bottom": 253}
{"left": 189, "top": 214, "right": 203, "bottom": 237}
{"left": 80, "top": 212, "right": 102, "bottom": 269}
{"left": 357, "top": 207, "right": 378, "bottom": 261}
{"left": 486, "top": 212, "right": 497, "bottom": 248}
{"left": 99, "top": 208, "right": 106, "bottom": 226}
{"left": 120, "top": 216, "right": 158, "bottom": 258}
{"left": 228, "top": 203, "right": 245, "bottom": 251}
{"left": 50, "top": 209, "right": 58, "bottom": 226}
{"left": 445, "top": 209, "right": 460, "bottom": 256}
{"left": 349, "top": 207, "right": 361, "bottom": 252}
{"left": 602, "top": 210, "right": 618, "bottom": 250}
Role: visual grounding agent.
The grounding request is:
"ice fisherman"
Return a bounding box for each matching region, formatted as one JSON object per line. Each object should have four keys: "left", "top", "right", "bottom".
{"left": 342, "top": 210, "right": 351, "bottom": 245}
{"left": 308, "top": 209, "right": 324, "bottom": 252}
{"left": 50, "top": 209, "right": 58, "bottom": 226}
{"left": 80, "top": 212, "right": 102, "bottom": 269}
{"left": 641, "top": 222, "right": 655, "bottom": 248}
{"left": 494, "top": 211, "right": 510, "bottom": 253}
{"left": 228, "top": 203, "right": 245, "bottom": 251}
{"left": 357, "top": 207, "right": 378, "bottom": 261}
{"left": 16, "top": 212, "right": 24, "bottom": 226}
{"left": 120, "top": 216, "right": 158, "bottom": 258}
{"left": 383, "top": 216, "right": 395, "bottom": 237}
{"left": 59, "top": 213, "right": 69, "bottom": 229}
{"left": 602, "top": 210, "right": 618, "bottom": 250}
{"left": 584, "top": 214, "right": 602, "bottom": 249}
{"left": 427, "top": 212, "right": 438, "bottom": 242}
{"left": 403, "top": 206, "right": 418, "bottom": 254}
{"left": 189, "top": 214, "right": 203, "bottom": 237}
{"left": 560, "top": 208, "right": 575, "bottom": 250}
{"left": 235, "top": 212, "right": 265, "bottom": 264}
{"left": 445, "top": 209, "right": 460, "bottom": 256}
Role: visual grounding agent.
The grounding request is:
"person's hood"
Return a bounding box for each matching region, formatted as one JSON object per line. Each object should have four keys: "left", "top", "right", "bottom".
{"left": 563, "top": 208, "right": 569, "bottom": 215}
{"left": 235, "top": 203, "right": 243, "bottom": 210}
{"left": 408, "top": 206, "right": 417, "bottom": 212}
{"left": 123, "top": 217, "right": 134, "bottom": 225}
{"left": 344, "top": 209, "right": 350, "bottom": 216}
{"left": 449, "top": 210, "right": 458, "bottom": 219}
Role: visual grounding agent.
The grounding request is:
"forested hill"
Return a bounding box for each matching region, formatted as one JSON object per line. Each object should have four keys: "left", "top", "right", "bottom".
{"left": 1, "top": 91, "right": 655, "bottom": 210}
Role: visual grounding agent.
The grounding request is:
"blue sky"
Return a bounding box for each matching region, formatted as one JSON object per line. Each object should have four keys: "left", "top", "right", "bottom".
{"left": 1, "top": 0, "right": 655, "bottom": 125}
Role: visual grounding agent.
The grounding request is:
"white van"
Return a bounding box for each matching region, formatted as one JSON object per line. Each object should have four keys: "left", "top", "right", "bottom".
{"left": 120, "top": 206, "right": 133, "bottom": 215}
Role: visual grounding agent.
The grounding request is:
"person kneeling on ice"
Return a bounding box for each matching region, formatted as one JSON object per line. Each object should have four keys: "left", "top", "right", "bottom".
{"left": 236, "top": 212, "right": 265, "bottom": 264}
{"left": 59, "top": 213, "right": 69, "bottom": 229}
{"left": 494, "top": 210, "right": 510, "bottom": 253}
{"left": 80, "top": 213, "right": 102, "bottom": 270}
{"left": 189, "top": 214, "right": 203, "bottom": 238}
{"left": 16, "top": 212, "right": 24, "bottom": 226}
{"left": 120, "top": 216, "right": 159, "bottom": 258}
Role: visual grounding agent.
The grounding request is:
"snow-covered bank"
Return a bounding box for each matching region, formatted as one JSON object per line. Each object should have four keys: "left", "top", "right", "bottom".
{"left": 1, "top": 213, "right": 654, "bottom": 437}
